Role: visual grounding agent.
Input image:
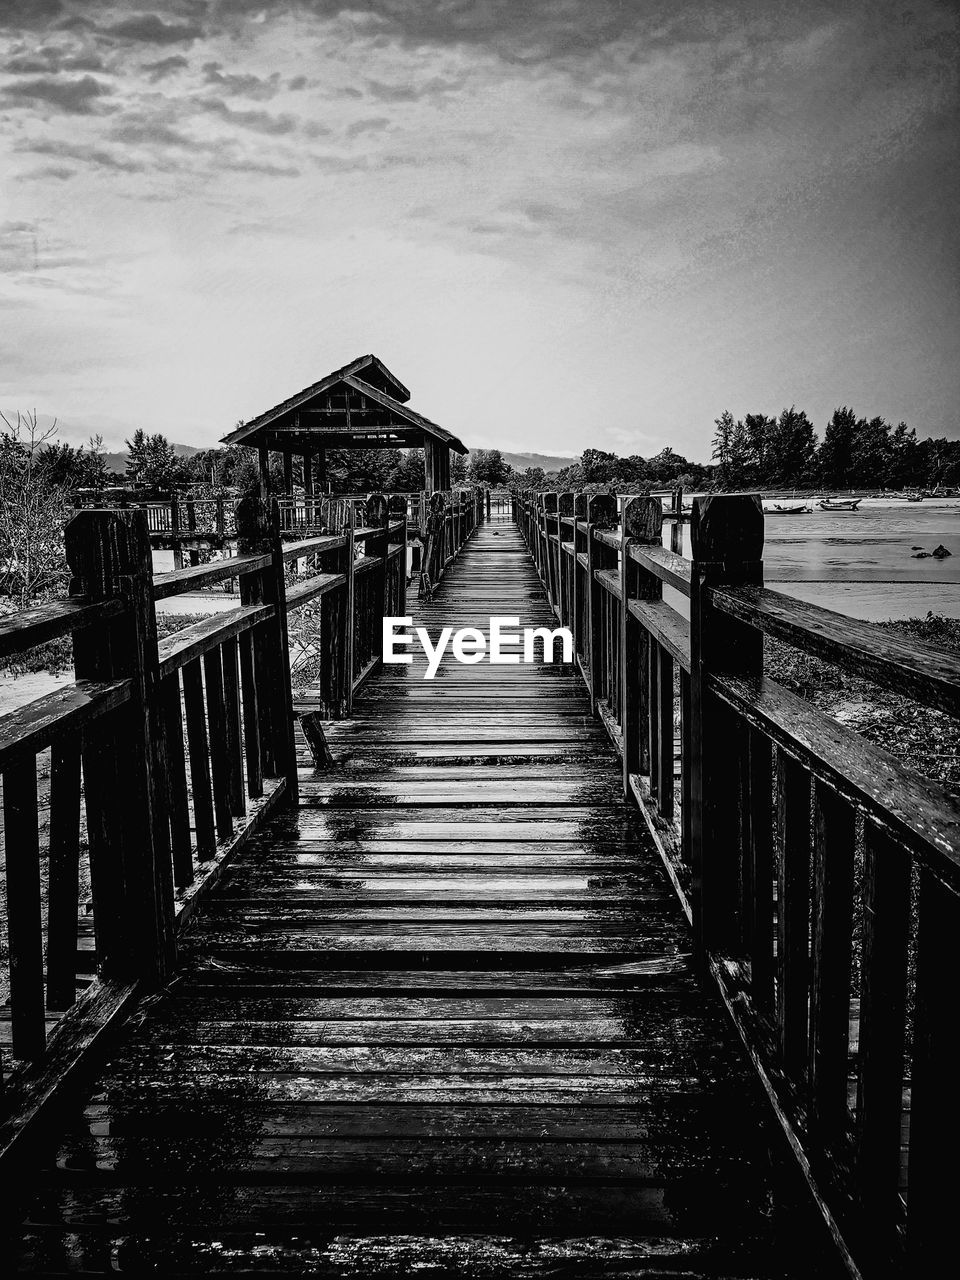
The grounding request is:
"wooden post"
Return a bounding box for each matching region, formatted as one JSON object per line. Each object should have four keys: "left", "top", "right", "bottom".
{"left": 257, "top": 444, "right": 270, "bottom": 501}
{"left": 389, "top": 494, "right": 408, "bottom": 619}
{"left": 689, "top": 494, "right": 764, "bottom": 961}
{"left": 587, "top": 494, "right": 617, "bottom": 715}
{"left": 424, "top": 440, "right": 436, "bottom": 495}
{"left": 235, "top": 494, "right": 299, "bottom": 803}
{"left": 65, "top": 509, "right": 177, "bottom": 987}
{"left": 620, "top": 495, "right": 662, "bottom": 797}
{"left": 572, "top": 493, "right": 588, "bottom": 668}
{"left": 343, "top": 506, "right": 356, "bottom": 714}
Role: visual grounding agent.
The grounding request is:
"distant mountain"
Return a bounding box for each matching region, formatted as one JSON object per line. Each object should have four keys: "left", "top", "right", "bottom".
{"left": 100, "top": 441, "right": 202, "bottom": 475}
{"left": 501, "top": 451, "right": 577, "bottom": 474}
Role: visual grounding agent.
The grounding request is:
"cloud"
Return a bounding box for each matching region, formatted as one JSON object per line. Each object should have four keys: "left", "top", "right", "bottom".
{"left": 364, "top": 75, "right": 466, "bottom": 102}
{"left": 143, "top": 54, "right": 190, "bottom": 81}
{"left": 110, "top": 117, "right": 195, "bottom": 147}
{"left": 0, "top": 0, "right": 63, "bottom": 29}
{"left": 18, "top": 164, "right": 77, "bottom": 181}
{"left": 202, "top": 62, "right": 281, "bottom": 100}
{"left": 346, "top": 116, "right": 390, "bottom": 138}
{"left": 197, "top": 97, "right": 298, "bottom": 135}
{"left": 287, "top": 75, "right": 307, "bottom": 90}
{"left": 99, "top": 14, "right": 203, "bottom": 45}
{"left": 18, "top": 138, "right": 144, "bottom": 172}
{"left": 4, "top": 48, "right": 107, "bottom": 74}
{"left": 1, "top": 74, "right": 109, "bottom": 113}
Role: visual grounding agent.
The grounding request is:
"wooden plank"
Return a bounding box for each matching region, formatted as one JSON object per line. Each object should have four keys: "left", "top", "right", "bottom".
{"left": 156, "top": 604, "right": 273, "bottom": 679}
{"left": 161, "top": 671, "right": 194, "bottom": 888}
{"left": 203, "top": 646, "right": 234, "bottom": 842}
{"left": 153, "top": 552, "right": 273, "bottom": 600}
{"left": 777, "top": 749, "right": 810, "bottom": 1074}
{"left": 45, "top": 740, "right": 83, "bottom": 1011}
{"left": 0, "top": 596, "right": 123, "bottom": 661}
{"left": 2, "top": 755, "right": 46, "bottom": 1061}
{"left": 0, "top": 680, "right": 131, "bottom": 772}
{"left": 712, "top": 583, "right": 960, "bottom": 716}
{"left": 713, "top": 670, "right": 960, "bottom": 883}
{"left": 181, "top": 659, "right": 216, "bottom": 861}
{"left": 238, "top": 629, "right": 263, "bottom": 799}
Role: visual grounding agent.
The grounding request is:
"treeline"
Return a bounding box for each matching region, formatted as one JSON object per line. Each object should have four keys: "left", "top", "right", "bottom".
{"left": 711, "top": 407, "right": 960, "bottom": 491}
{"left": 512, "top": 446, "right": 711, "bottom": 492}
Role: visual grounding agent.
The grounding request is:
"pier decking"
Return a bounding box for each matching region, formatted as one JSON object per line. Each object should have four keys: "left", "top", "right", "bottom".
{"left": 11, "top": 518, "right": 837, "bottom": 1275}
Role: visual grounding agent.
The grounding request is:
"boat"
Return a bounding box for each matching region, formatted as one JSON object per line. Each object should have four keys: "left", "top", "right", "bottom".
{"left": 765, "top": 503, "right": 809, "bottom": 515}
{"left": 906, "top": 493, "right": 924, "bottom": 502}
{"left": 818, "top": 498, "right": 861, "bottom": 511}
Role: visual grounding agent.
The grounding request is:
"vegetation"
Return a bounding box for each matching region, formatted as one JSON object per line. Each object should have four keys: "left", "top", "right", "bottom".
{"left": 712, "top": 405, "right": 960, "bottom": 492}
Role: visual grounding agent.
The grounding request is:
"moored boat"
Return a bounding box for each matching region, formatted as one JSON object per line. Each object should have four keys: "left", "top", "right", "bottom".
{"left": 817, "top": 497, "right": 862, "bottom": 511}
{"left": 765, "top": 503, "right": 810, "bottom": 515}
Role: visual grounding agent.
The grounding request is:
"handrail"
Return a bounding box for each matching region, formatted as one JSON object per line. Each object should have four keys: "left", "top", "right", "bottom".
{"left": 0, "top": 597, "right": 125, "bottom": 659}
{"left": 511, "top": 484, "right": 959, "bottom": 1275}
{"left": 153, "top": 552, "right": 273, "bottom": 599}
{"left": 156, "top": 605, "right": 274, "bottom": 679}
{"left": 712, "top": 584, "right": 960, "bottom": 716}
{"left": 0, "top": 679, "right": 132, "bottom": 771}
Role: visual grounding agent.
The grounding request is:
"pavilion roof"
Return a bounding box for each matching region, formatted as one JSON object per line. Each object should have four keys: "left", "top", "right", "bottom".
{"left": 220, "top": 354, "right": 467, "bottom": 454}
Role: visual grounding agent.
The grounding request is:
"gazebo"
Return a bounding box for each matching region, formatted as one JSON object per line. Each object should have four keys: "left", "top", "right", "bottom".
{"left": 220, "top": 354, "right": 467, "bottom": 496}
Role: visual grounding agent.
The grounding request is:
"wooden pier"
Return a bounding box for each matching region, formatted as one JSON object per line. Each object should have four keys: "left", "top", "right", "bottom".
{"left": 1, "top": 490, "right": 957, "bottom": 1276}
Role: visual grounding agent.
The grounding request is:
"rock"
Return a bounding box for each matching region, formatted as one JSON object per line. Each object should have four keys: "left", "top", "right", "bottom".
{"left": 912, "top": 545, "right": 924, "bottom": 550}
{"left": 912, "top": 551, "right": 931, "bottom": 558}
{"left": 932, "top": 544, "right": 952, "bottom": 558}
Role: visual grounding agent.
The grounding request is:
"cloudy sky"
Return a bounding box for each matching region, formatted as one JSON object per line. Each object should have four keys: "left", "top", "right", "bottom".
{"left": 1, "top": 1, "right": 957, "bottom": 460}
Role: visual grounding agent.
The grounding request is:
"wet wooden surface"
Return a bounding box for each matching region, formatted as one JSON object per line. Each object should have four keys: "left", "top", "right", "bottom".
{"left": 10, "top": 518, "right": 839, "bottom": 1276}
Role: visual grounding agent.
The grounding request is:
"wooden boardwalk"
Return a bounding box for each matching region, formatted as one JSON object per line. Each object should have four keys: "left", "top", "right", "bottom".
{"left": 12, "top": 518, "right": 838, "bottom": 1276}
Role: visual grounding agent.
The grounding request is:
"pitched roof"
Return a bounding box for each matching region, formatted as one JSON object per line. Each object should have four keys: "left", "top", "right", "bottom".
{"left": 219, "top": 354, "right": 465, "bottom": 453}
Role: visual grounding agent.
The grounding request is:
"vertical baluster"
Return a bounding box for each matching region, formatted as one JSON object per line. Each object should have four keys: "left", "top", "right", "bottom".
{"left": 3, "top": 757, "right": 47, "bottom": 1059}
{"left": 221, "top": 636, "right": 245, "bottom": 817}
{"left": 777, "top": 750, "right": 811, "bottom": 1074}
{"left": 679, "top": 670, "right": 693, "bottom": 873}
{"left": 621, "top": 496, "right": 661, "bottom": 794}
{"left": 907, "top": 868, "right": 957, "bottom": 1266}
{"left": 46, "top": 739, "right": 82, "bottom": 1010}
{"left": 808, "top": 781, "right": 855, "bottom": 1142}
{"left": 161, "top": 671, "right": 194, "bottom": 888}
{"left": 855, "top": 821, "right": 909, "bottom": 1243}
{"left": 238, "top": 629, "right": 263, "bottom": 799}
{"left": 588, "top": 496, "right": 617, "bottom": 716}
{"left": 747, "top": 728, "right": 774, "bottom": 1015}
{"left": 657, "top": 648, "right": 675, "bottom": 821}
{"left": 182, "top": 658, "right": 216, "bottom": 860}
{"left": 204, "top": 647, "right": 234, "bottom": 841}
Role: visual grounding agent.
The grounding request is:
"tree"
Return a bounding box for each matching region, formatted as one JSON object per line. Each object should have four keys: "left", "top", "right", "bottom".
{"left": 742, "top": 414, "right": 775, "bottom": 484}
{"left": 516, "top": 466, "right": 547, "bottom": 489}
{"left": 819, "top": 407, "right": 857, "bottom": 488}
{"left": 579, "top": 449, "right": 619, "bottom": 485}
{"left": 0, "top": 410, "right": 71, "bottom": 607}
{"left": 711, "top": 410, "right": 735, "bottom": 487}
{"left": 768, "top": 407, "right": 818, "bottom": 486}
{"left": 125, "top": 428, "right": 182, "bottom": 489}
{"left": 849, "top": 416, "right": 891, "bottom": 488}
{"left": 886, "top": 422, "right": 921, "bottom": 489}
{"left": 450, "top": 452, "right": 468, "bottom": 484}
{"left": 468, "top": 449, "right": 512, "bottom": 486}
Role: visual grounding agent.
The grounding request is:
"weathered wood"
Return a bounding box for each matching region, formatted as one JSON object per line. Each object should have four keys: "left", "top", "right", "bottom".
{"left": 808, "top": 781, "right": 855, "bottom": 1144}
{"left": 620, "top": 496, "right": 661, "bottom": 795}
{"left": 0, "top": 680, "right": 131, "bottom": 773}
{"left": 221, "top": 636, "right": 246, "bottom": 818}
{"left": 712, "top": 583, "right": 960, "bottom": 717}
{"left": 45, "top": 740, "right": 83, "bottom": 1011}
{"left": 66, "top": 508, "right": 176, "bottom": 986}
{"left": 203, "top": 646, "right": 234, "bottom": 842}
{"left": 238, "top": 630, "right": 263, "bottom": 799}
{"left": 3, "top": 755, "right": 46, "bottom": 1061}
{"left": 152, "top": 552, "right": 272, "bottom": 600}
{"left": 855, "top": 821, "right": 909, "bottom": 1237}
{"left": 160, "top": 671, "right": 194, "bottom": 888}
{"left": 776, "top": 749, "right": 810, "bottom": 1075}
{"left": 156, "top": 604, "right": 273, "bottom": 678}
{"left": 907, "top": 870, "right": 959, "bottom": 1266}
{"left": 689, "top": 494, "right": 764, "bottom": 957}
{"left": 181, "top": 658, "right": 216, "bottom": 861}
{"left": 0, "top": 596, "right": 123, "bottom": 661}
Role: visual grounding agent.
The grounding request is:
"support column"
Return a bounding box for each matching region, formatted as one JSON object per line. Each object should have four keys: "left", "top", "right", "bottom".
{"left": 257, "top": 444, "right": 270, "bottom": 502}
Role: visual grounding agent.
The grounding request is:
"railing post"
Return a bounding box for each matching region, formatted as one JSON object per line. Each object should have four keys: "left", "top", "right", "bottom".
{"left": 587, "top": 494, "right": 617, "bottom": 715}
{"left": 367, "top": 493, "right": 389, "bottom": 668}
{"left": 620, "top": 495, "right": 662, "bottom": 798}
{"left": 557, "top": 492, "right": 574, "bottom": 628}
{"left": 689, "top": 494, "right": 764, "bottom": 961}
{"left": 65, "top": 509, "right": 176, "bottom": 987}
{"left": 571, "top": 493, "right": 588, "bottom": 669}
{"left": 235, "top": 494, "right": 298, "bottom": 802}
{"left": 343, "top": 506, "right": 357, "bottom": 715}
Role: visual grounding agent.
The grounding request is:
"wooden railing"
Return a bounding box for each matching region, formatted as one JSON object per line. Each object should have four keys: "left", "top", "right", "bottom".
{"left": 0, "top": 488, "right": 478, "bottom": 1160}
{"left": 514, "top": 487, "right": 960, "bottom": 1277}
{"left": 416, "top": 488, "right": 484, "bottom": 597}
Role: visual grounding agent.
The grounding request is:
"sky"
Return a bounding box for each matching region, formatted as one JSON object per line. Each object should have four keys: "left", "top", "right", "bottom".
{"left": 0, "top": 1, "right": 957, "bottom": 462}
